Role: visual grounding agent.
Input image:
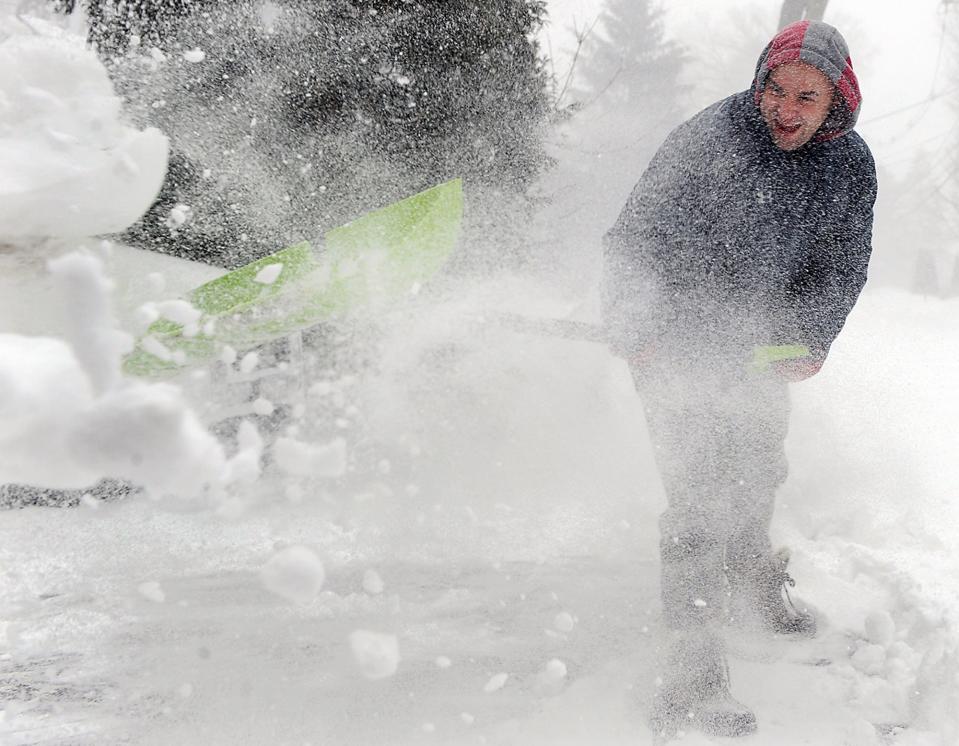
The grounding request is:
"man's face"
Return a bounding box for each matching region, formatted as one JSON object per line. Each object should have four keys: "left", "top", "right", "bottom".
{"left": 759, "top": 62, "right": 835, "bottom": 151}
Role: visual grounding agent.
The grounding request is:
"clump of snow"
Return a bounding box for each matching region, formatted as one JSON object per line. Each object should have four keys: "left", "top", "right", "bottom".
{"left": 864, "top": 611, "right": 896, "bottom": 647}
{"left": 535, "top": 658, "right": 568, "bottom": 696}
{"left": 253, "top": 263, "right": 283, "bottom": 285}
{"left": 182, "top": 48, "right": 206, "bottom": 64}
{"left": 543, "top": 658, "right": 567, "bottom": 680}
{"left": 146, "top": 272, "right": 166, "bottom": 295}
{"left": 141, "top": 335, "right": 172, "bottom": 362}
{"left": 164, "top": 203, "right": 192, "bottom": 233}
{"left": 220, "top": 345, "right": 238, "bottom": 365}
{"left": 223, "top": 420, "right": 263, "bottom": 486}
{"left": 348, "top": 630, "right": 400, "bottom": 680}
{"left": 362, "top": 569, "right": 384, "bottom": 595}
{"left": 133, "top": 302, "right": 161, "bottom": 332}
{"left": 259, "top": 545, "right": 326, "bottom": 604}
{"left": 0, "top": 334, "right": 95, "bottom": 484}
{"left": 0, "top": 10, "right": 167, "bottom": 238}
{"left": 850, "top": 642, "right": 887, "bottom": 676}
{"left": 483, "top": 672, "right": 509, "bottom": 693}
{"left": 272, "top": 437, "right": 347, "bottom": 478}
{"left": 239, "top": 351, "right": 259, "bottom": 374}
{"left": 0, "top": 249, "right": 237, "bottom": 499}
{"left": 259, "top": 0, "right": 283, "bottom": 32}
{"left": 553, "top": 611, "right": 575, "bottom": 633}
{"left": 49, "top": 252, "right": 131, "bottom": 394}
{"left": 137, "top": 581, "right": 166, "bottom": 603}
{"left": 68, "top": 379, "right": 226, "bottom": 497}
{"left": 155, "top": 299, "right": 201, "bottom": 336}
{"left": 435, "top": 656, "right": 452, "bottom": 669}
{"left": 251, "top": 398, "right": 274, "bottom": 416}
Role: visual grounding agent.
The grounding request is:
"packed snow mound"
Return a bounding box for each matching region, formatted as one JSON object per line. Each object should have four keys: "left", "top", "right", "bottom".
{"left": 0, "top": 10, "right": 168, "bottom": 238}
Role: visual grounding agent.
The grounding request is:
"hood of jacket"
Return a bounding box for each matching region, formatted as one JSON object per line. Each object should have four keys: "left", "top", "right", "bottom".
{"left": 752, "top": 20, "right": 862, "bottom": 143}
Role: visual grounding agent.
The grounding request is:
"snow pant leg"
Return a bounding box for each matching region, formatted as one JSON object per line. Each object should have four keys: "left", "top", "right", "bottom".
{"left": 722, "top": 376, "right": 791, "bottom": 571}
{"left": 633, "top": 369, "right": 790, "bottom": 630}
{"left": 634, "top": 374, "right": 731, "bottom": 630}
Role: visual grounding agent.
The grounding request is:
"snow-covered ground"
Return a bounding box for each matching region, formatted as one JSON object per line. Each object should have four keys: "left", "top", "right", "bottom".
{"left": 1, "top": 283, "right": 957, "bottom": 746}
{"left": 1, "top": 4, "right": 957, "bottom": 746}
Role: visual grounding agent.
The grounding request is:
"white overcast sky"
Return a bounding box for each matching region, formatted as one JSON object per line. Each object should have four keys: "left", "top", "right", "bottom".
{"left": 542, "top": 0, "right": 954, "bottom": 175}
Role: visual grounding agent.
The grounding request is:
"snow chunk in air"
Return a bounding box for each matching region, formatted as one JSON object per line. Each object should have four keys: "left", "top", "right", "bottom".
{"left": 253, "top": 263, "right": 283, "bottom": 285}
{"left": 349, "top": 630, "right": 400, "bottom": 680}
{"left": 182, "top": 48, "right": 206, "bottom": 64}
{"left": 0, "top": 14, "right": 167, "bottom": 238}
{"left": 362, "top": 569, "right": 384, "bottom": 595}
{"left": 259, "top": 545, "right": 326, "bottom": 604}
{"left": 137, "top": 581, "right": 166, "bottom": 603}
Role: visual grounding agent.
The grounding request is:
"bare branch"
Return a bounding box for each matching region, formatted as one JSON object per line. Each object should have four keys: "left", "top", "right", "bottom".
{"left": 554, "top": 15, "right": 600, "bottom": 110}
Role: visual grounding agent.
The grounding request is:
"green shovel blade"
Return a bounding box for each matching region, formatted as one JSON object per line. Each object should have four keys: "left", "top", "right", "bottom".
{"left": 751, "top": 344, "right": 811, "bottom": 372}
{"left": 123, "top": 178, "right": 463, "bottom": 377}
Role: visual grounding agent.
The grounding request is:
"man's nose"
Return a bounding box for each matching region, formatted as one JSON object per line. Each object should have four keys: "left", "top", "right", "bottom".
{"left": 778, "top": 98, "right": 802, "bottom": 123}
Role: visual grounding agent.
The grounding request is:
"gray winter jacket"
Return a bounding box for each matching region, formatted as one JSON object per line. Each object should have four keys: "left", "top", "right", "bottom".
{"left": 603, "top": 22, "right": 877, "bottom": 367}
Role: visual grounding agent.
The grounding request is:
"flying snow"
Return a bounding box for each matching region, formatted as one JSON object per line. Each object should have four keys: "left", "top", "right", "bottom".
{"left": 259, "top": 545, "right": 326, "bottom": 604}
{"left": 348, "top": 630, "right": 401, "bottom": 680}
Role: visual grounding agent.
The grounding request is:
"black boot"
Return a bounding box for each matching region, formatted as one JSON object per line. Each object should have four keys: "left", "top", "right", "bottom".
{"left": 728, "top": 548, "right": 817, "bottom": 637}
{"left": 648, "top": 632, "right": 757, "bottom": 739}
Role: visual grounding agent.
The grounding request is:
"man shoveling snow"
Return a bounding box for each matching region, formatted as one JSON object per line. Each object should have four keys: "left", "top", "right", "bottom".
{"left": 602, "top": 20, "right": 876, "bottom": 738}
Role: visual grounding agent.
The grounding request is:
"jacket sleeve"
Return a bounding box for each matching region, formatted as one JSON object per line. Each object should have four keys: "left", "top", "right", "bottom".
{"left": 601, "top": 123, "right": 706, "bottom": 356}
{"left": 788, "top": 153, "right": 877, "bottom": 358}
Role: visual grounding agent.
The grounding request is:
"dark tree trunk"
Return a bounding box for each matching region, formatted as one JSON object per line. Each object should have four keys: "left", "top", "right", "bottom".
{"left": 778, "top": 0, "right": 829, "bottom": 29}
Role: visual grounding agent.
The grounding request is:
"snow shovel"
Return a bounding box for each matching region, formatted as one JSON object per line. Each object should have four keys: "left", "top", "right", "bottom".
{"left": 123, "top": 178, "right": 463, "bottom": 377}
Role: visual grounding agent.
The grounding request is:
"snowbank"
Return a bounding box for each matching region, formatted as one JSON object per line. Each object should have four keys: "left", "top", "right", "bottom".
{"left": 0, "top": 7, "right": 167, "bottom": 239}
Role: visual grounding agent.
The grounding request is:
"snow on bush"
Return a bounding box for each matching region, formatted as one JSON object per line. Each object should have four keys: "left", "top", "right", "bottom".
{"left": 349, "top": 630, "right": 400, "bottom": 680}
{"left": 259, "top": 545, "right": 326, "bottom": 604}
{"left": 0, "top": 8, "right": 168, "bottom": 238}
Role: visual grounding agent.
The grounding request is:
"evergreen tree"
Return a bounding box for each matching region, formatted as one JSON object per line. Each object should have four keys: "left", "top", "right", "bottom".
{"left": 525, "top": 0, "right": 687, "bottom": 288}
{"left": 567, "top": 0, "right": 686, "bottom": 126}
{"left": 947, "top": 254, "right": 959, "bottom": 298}
{"left": 75, "top": 0, "right": 552, "bottom": 269}
{"left": 872, "top": 154, "right": 954, "bottom": 293}
{"left": 913, "top": 248, "right": 941, "bottom": 298}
